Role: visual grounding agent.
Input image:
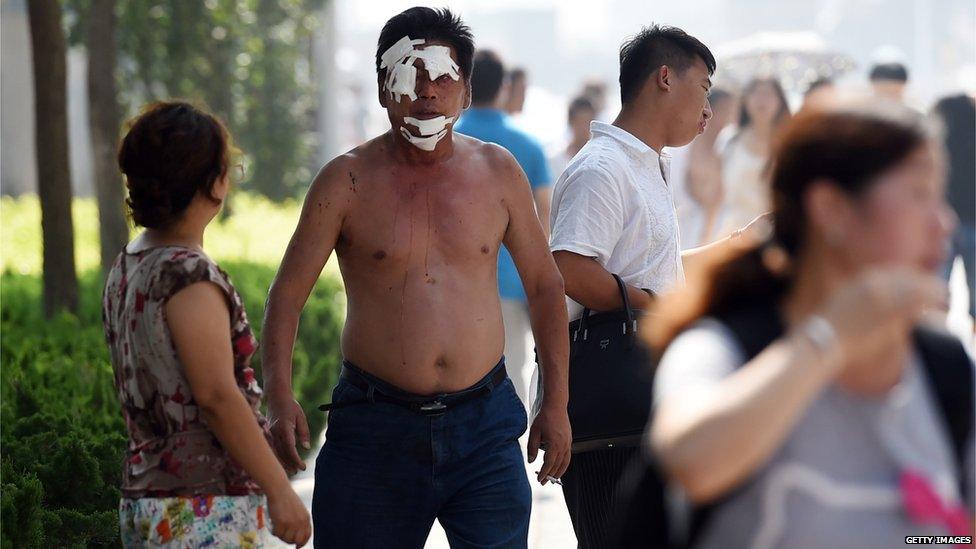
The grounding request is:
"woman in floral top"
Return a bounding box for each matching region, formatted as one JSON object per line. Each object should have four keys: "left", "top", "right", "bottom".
{"left": 103, "top": 101, "right": 310, "bottom": 547}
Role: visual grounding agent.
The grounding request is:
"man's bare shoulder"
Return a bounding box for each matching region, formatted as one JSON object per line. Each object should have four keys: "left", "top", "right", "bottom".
{"left": 306, "top": 137, "right": 389, "bottom": 201}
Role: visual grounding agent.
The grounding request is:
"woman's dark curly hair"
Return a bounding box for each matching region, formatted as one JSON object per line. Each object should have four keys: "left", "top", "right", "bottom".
{"left": 118, "top": 101, "right": 233, "bottom": 229}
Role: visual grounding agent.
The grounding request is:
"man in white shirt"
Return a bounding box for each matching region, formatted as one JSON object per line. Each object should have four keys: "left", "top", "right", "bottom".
{"left": 549, "top": 24, "right": 763, "bottom": 547}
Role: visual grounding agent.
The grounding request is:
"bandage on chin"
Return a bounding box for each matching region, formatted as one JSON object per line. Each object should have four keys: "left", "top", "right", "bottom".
{"left": 399, "top": 127, "right": 448, "bottom": 151}
{"left": 399, "top": 115, "right": 455, "bottom": 151}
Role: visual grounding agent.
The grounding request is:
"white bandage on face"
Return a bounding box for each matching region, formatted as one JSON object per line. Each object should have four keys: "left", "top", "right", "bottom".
{"left": 410, "top": 46, "right": 460, "bottom": 82}
{"left": 400, "top": 115, "right": 455, "bottom": 151}
{"left": 380, "top": 35, "right": 461, "bottom": 103}
{"left": 403, "top": 115, "right": 455, "bottom": 135}
{"left": 399, "top": 127, "right": 448, "bottom": 151}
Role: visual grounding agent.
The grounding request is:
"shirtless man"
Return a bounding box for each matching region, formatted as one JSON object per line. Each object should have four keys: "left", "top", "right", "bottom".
{"left": 261, "top": 7, "right": 570, "bottom": 547}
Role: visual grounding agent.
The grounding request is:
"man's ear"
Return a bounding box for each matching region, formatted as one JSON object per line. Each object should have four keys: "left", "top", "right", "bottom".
{"left": 655, "top": 65, "right": 671, "bottom": 91}
{"left": 377, "top": 73, "right": 389, "bottom": 108}
{"left": 462, "top": 79, "right": 472, "bottom": 110}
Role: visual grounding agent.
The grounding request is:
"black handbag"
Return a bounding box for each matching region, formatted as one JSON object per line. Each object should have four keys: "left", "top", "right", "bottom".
{"left": 566, "top": 273, "right": 654, "bottom": 453}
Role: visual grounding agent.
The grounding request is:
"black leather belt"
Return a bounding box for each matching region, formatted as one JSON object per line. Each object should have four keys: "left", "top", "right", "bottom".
{"left": 318, "top": 364, "right": 508, "bottom": 416}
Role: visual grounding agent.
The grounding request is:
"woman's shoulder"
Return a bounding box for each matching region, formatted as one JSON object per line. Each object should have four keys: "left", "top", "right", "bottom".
{"left": 668, "top": 317, "right": 747, "bottom": 362}
{"left": 654, "top": 318, "right": 748, "bottom": 403}
{"left": 139, "top": 247, "right": 232, "bottom": 302}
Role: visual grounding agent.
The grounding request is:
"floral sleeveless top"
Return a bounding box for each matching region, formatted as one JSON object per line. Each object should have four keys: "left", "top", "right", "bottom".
{"left": 102, "top": 246, "right": 269, "bottom": 498}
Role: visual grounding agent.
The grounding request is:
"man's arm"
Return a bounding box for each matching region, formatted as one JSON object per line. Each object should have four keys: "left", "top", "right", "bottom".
{"left": 262, "top": 158, "right": 351, "bottom": 473}
{"left": 493, "top": 146, "right": 571, "bottom": 484}
{"left": 533, "top": 187, "right": 552, "bottom": 240}
{"left": 548, "top": 165, "right": 653, "bottom": 312}
{"left": 680, "top": 213, "right": 770, "bottom": 273}
{"left": 553, "top": 251, "right": 654, "bottom": 312}
{"left": 527, "top": 142, "right": 554, "bottom": 239}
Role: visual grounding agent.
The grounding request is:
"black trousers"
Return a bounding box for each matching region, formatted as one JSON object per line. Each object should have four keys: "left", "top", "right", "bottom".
{"left": 561, "top": 445, "right": 641, "bottom": 548}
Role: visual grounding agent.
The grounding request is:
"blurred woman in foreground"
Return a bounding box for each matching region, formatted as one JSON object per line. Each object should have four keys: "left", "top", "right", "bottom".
{"left": 103, "top": 101, "right": 311, "bottom": 547}
{"left": 648, "top": 102, "right": 973, "bottom": 548}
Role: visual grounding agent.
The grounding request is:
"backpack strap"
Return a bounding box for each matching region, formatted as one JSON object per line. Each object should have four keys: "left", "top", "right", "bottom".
{"left": 912, "top": 327, "right": 974, "bottom": 498}
{"left": 714, "top": 303, "right": 785, "bottom": 360}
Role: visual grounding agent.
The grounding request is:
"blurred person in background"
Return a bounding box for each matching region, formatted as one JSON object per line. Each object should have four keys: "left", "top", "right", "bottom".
{"left": 870, "top": 62, "right": 910, "bottom": 104}
{"left": 503, "top": 67, "right": 528, "bottom": 116}
{"left": 649, "top": 103, "right": 972, "bottom": 548}
{"left": 549, "top": 95, "right": 597, "bottom": 183}
{"left": 105, "top": 101, "right": 311, "bottom": 547}
{"left": 675, "top": 87, "right": 737, "bottom": 247}
{"left": 801, "top": 77, "right": 836, "bottom": 111}
{"left": 932, "top": 93, "right": 975, "bottom": 322}
{"left": 455, "top": 49, "right": 554, "bottom": 409}
{"left": 718, "top": 77, "right": 791, "bottom": 237}
{"left": 581, "top": 79, "right": 609, "bottom": 120}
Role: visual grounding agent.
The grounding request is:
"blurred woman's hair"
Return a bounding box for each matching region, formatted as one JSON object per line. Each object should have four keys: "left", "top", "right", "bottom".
{"left": 118, "top": 101, "right": 233, "bottom": 229}
{"left": 648, "top": 103, "right": 939, "bottom": 350}
{"left": 738, "top": 77, "right": 791, "bottom": 129}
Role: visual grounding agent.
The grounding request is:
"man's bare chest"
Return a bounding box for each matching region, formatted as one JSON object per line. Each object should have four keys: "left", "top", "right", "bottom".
{"left": 337, "top": 176, "right": 509, "bottom": 267}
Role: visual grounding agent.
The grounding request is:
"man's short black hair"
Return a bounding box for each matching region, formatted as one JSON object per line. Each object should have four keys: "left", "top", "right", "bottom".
{"left": 471, "top": 50, "right": 505, "bottom": 105}
{"left": 869, "top": 62, "right": 909, "bottom": 83}
{"left": 375, "top": 7, "right": 474, "bottom": 79}
{"left": 618, "top": 25, "right": 716, "bottom": 105}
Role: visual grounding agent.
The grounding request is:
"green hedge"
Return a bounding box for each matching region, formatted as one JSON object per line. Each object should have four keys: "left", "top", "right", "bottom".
{"left": 1, "top": 263, "right": 344, "bottom": 547}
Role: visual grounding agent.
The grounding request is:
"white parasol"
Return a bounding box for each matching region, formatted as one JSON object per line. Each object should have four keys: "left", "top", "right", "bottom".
{"left": 714, "top": 31, "right": 857, "bottom": 92}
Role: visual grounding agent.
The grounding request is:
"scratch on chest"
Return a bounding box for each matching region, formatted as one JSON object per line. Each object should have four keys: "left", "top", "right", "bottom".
{"left": 398, "top": 182, "right": 416, "bottom": 366}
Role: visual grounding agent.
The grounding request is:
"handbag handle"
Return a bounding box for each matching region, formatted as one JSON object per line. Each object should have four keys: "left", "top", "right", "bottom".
{"left": 574, "top": 273, "right": 636, "bottom": 342}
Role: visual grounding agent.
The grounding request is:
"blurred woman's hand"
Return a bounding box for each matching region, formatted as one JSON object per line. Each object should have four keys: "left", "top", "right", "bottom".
{"left": 819, "top": 268, "right": 947, "bottom": 393}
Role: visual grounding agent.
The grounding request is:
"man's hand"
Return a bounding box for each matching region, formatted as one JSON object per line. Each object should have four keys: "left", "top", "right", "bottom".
{"left": 266, "top": 390, "right": 311, "bottom": 475}
{"left": 527, "top": 402, "right": 571, "bottom": 485}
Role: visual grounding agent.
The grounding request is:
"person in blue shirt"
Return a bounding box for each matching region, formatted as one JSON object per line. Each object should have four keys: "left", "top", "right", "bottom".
{"left": 455, "top": 50, "right": 553, "bottom": 408}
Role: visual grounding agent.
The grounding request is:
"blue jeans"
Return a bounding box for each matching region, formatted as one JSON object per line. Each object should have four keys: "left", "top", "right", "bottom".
{"left": 312, "top": 358, "right": 531, "bottom": 548}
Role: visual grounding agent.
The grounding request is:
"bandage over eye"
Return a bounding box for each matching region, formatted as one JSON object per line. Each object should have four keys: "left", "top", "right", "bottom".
{"left": 411, "top": 46, "right": 460, "bottom": 82}
{"left": 380, "top": 35, "right": 461, "bottom": 103}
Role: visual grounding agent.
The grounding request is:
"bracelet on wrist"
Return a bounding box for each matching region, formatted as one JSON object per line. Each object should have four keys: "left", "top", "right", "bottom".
{"left": 795, "top": 314, "right": 842, "bottom": 368}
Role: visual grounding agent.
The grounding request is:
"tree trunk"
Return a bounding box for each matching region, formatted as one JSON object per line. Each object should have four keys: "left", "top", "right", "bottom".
{"left": 28, "top": 0, "right": 79, "bottom": 316}
{"left": 87, "top": 0, "right": 129, "bottom": 276}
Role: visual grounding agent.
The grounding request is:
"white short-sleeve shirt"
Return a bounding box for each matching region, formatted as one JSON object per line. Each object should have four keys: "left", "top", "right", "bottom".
{"left": 549, "top": 121, "right": 684, "bottom": 320}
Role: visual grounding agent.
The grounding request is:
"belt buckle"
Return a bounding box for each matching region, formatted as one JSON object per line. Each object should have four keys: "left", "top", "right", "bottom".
{"left": 419, "top": 400, "right": 447, "bottom": 415}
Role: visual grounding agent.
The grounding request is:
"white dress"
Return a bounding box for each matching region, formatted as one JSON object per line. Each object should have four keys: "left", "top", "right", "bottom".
{"left": 718, "top": 136, "right": 768, "bottom": 237}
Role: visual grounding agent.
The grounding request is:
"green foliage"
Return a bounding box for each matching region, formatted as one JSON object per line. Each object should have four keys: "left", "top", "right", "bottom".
{"left": 62, "top": 0, "right": 327, "bottom": 200}
{"left": 105, "top": 0, "right": 327, "bottom": 200}
{"left": 1, "top": 259, "right": 344, "bottom": 545}
{"left": 1, "top": 193, "right": 332, "bottom": 276}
